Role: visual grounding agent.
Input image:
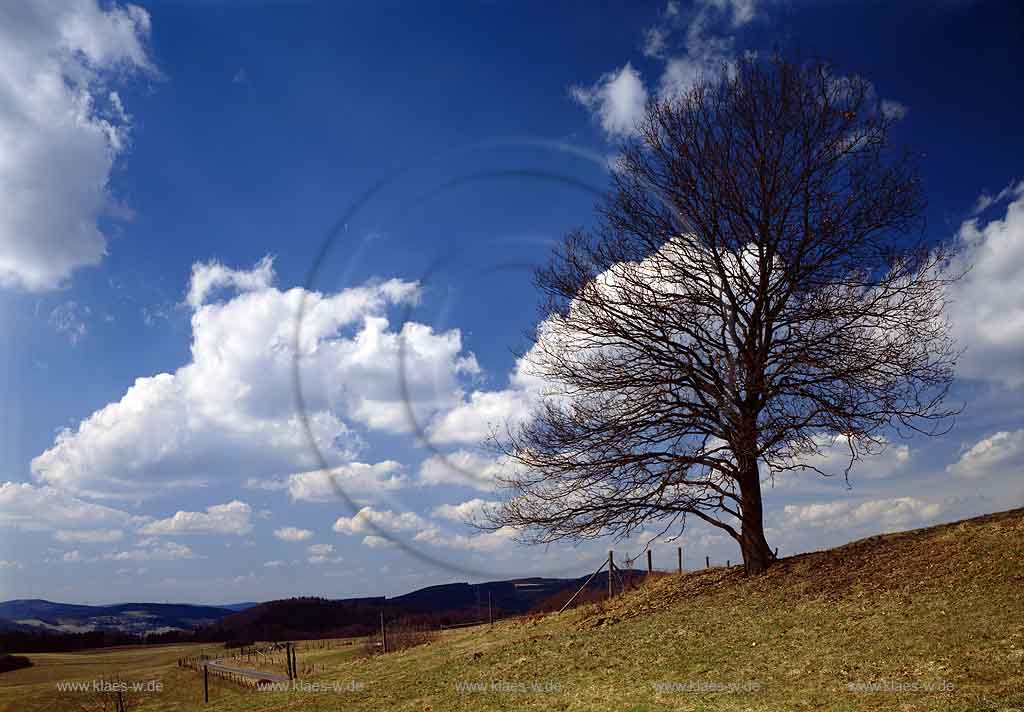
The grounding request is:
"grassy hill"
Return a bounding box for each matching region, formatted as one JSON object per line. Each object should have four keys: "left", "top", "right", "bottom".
{"left": 2, "top": 507, "right": 1022, "bottom": 711}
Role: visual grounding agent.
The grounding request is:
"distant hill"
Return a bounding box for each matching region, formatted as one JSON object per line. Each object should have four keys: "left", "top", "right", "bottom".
{"left": 198, "top": 572, "right": 645, "bottom": 642}
{"left": 390, "top": 575, "right": 627, "bottom": 614}
{"left": 0, "top": 599, "right": 234, "bottom": 635}
{"left": 0, "top": 600, "right": 98, "bottom": 622}
{"left": 0, "top": 573, "right": 646, "bottom": 643}
{"left": 210, "top": 601, "right": 261, "bottom": 612}
{"left": 0, "top": 618, "right": 37, "bottom": 633}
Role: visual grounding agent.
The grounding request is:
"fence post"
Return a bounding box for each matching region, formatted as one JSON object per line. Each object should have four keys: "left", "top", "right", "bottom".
{"left": 607, "top": 550, "right": 614, "bottom": 599}
{"left": 706, "top": 556, "right": 710, "bottom": 568}
{"left": 678, "top": 546, "right": 683, "bottom": 574}
{"left": 646, "top": 549, "right": 653, "bottom": 574}
{"left": 488, "top": 591, "right": 493, "bottom": 626}
{"left": 203, "top": 663, "right": 209, "bottom": 704}
{"left": 380, "top": 610, "right": 388, "bottom": 654}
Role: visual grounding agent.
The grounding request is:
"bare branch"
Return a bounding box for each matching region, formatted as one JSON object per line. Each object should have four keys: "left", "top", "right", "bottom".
{"left": 483, "top": 55, "right": 960, "bottom": 575}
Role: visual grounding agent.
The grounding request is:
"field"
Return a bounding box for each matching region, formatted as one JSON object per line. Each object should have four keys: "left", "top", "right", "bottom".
{"left": 1, "top": 508, "right": 1023, "bottom": 711}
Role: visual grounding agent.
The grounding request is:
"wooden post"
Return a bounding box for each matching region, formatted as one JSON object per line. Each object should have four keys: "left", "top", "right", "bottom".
{"left": 607, "top": 550, "right": 614, "bottom": 599}
{"left": 203, "top": 663, "right": 209, "bottom": 704}
{"left": 487, "top": 591, "right": 493, "bottom": 625}
{"left": 706, "top": 555, "right": 710, "bottom": 568}
{"left": 646, "top": 549, "right": 653, "bottom": 574}
{"left": 727, "top": 559, "right": 730, "bottom": 567}
{"left": 380, "top": 610, "right": 388, "bottom": 654}
{"left": 774, "top": 547, "right": 778, "bottom": 558}
{"left": 678, "top": 546, "right": 683, "bottom": 574}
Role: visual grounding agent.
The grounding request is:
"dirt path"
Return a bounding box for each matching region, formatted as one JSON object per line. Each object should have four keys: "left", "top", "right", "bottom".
{"left": 206, "top": 658, "right": 288, "bottom": 683}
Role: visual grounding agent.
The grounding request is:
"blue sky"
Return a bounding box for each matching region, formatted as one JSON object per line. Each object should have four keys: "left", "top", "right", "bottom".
{"left": 0, "top": 0, "right": 1022, "bottom": 605}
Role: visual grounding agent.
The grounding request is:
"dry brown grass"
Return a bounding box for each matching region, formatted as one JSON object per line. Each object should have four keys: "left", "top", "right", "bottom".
{"left": 582, "top": 506, "right": 1024, "bottom": 624}
{"left": 362, "top": 620, "right": 438, "bottom": 657}
{"left": 3, "top": 508, "right": 1022, "bottom": 711}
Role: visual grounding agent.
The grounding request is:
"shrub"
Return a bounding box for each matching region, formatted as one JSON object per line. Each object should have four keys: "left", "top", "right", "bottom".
{"left": 0, "top": 654, "right": 31, "bottom": 673}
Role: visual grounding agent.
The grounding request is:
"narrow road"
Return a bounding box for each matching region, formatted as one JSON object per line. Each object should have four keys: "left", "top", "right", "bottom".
{"left": 206, "top": 658, "right": 288, "bottom": 683}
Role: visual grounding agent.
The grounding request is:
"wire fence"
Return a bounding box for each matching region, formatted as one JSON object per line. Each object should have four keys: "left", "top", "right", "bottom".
{"left": 173, "top": 545, "right": 765, "bottom": 703}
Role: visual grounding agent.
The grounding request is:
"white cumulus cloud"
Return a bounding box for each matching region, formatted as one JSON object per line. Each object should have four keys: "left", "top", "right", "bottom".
{"left": 361, "top": 535, "right": 394, "bottom": 549}
{"left": 54, "top": 528, "right": 123, "bottom": 543}
{"left": 945, "top": 181, "right": 1024, "bottom": 386}
{"left": 104, "top": 540, "right": 195, "bottom": 561}
{"left": 286, "top": 461, "right": 408, "bottom": 502}
{"left": 139, "top": 500, "right": 253, "bottom": 536}
{"left": 432, "top": 498, "right": 500, "bottom": 522}
{"left": 413, "top": 525, "right": 518, "bottom": 552}
{"left": 307, "top": 542, "right": 340, "bottom": 564}
{"left": 185, "top": 255, "right": 275, "bottom": 309}
{"left": 417, "top": 450, "right": 519, "bottom": 491}
{"left": 766, "top": 435, "right": 911, "bottom": 487}
{"left": 781, "top": 496, "right": 942, "bottom": 533}
{"left": 273, "top": 526, "right": 313, "bottom": 542}
{"left": 30, "top": 257, "right": 479, "bottom": 497}
{"left": 0, "top": 1, "right": 157, "bottom": 291}
{"left": 332, "top": 506, "right": 427, "bottom": 535}
{"left": 0, "top": 481, "right": 141, "bottom": 531}
{"left": 946, "top": 430, "right": 1024, "bottom": 480}
{"left": 570, "top": 63, "right": 649, "bottom": 138}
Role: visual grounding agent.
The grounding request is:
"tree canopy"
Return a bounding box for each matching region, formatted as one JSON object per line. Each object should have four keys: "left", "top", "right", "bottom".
{"left": 482, "top": 56, "right": 960, "bottom": 574}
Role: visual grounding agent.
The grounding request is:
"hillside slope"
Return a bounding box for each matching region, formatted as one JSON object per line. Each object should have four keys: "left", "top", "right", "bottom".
{"left": 2, "top": 508, "right": 1022, "bottom": 711}
{"left": 264, "top": 507, "right": 1024, "bottom": 712}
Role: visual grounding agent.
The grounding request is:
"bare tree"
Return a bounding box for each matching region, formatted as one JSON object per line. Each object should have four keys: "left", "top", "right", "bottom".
{"left": 483, "top": 56, "right": 961, "bottom": 574}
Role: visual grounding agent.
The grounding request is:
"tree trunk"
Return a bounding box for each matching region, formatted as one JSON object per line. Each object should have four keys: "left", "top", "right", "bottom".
{"left": 738, "top": 469, "right": 773, "bottom": 575}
